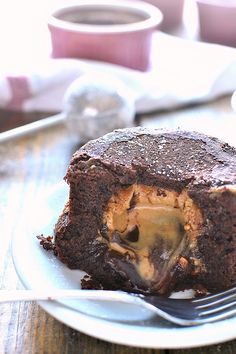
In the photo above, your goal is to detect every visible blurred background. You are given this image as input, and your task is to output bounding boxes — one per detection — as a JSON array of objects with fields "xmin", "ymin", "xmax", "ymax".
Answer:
[
  {"xmin": 0, "ymin": 0, "xmax": 236, "ymax": 143},
  {"xmin": 0, "ymin": 0, "xmax": 197, "ymax": 72}
]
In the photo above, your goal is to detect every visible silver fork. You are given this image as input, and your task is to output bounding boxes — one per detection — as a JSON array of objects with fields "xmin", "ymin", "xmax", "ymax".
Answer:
[{"xmin": 0, "ymin": 286, "xmax": 236, "ymax": 326}]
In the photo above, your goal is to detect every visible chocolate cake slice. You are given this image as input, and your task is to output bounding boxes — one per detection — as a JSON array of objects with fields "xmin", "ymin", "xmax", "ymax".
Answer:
[{"xmin": 54, "ymin": 127, "xmax": 236, "ymax": 295}]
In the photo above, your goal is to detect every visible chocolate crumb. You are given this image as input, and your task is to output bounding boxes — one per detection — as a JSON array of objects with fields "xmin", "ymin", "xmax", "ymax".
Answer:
[
  {"xmin": 37, "ymin": 234, "xmax": 57, "ymax": 256},
  {"xmin": 81, "ymin": 275, "xmax": 103, "ymax": 290},
  {"xmin": 193, "ymin": 285, "xmax": 209, "ymax": 297}
]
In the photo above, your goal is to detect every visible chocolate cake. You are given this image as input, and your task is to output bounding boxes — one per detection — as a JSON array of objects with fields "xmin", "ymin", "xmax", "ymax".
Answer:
[{"xmin": 54, "ymin": 127, "xmax": 236, "ymax": 295}]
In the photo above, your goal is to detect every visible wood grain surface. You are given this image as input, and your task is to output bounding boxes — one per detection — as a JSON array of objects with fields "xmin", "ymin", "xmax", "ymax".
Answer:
[{"xmin": 0, "ymin": 97, "xmax": 236, "ymax": 353}]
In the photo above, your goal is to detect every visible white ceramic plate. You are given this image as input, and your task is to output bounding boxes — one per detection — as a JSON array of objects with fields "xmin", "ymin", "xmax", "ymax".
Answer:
[{"xmin": 11, "ymin": 182, "xmax": 236, "ymax": 349}]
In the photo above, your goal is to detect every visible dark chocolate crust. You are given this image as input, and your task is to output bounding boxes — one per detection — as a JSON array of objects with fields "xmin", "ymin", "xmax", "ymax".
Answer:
[{"xmin": 54, "ymin": 127, "xmax": 236, "ymax": 294}]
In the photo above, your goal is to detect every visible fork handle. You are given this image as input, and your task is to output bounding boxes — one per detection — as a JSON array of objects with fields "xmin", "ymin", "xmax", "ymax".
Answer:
[{"xmin": 0, "ymin": 289, "xmax": 142, "ymax": 305}]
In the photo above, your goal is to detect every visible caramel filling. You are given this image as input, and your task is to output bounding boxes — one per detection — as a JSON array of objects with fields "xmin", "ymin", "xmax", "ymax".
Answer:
[{"xmin": 102, "ymin": 184, "xmax": 203, "ymax": 288}]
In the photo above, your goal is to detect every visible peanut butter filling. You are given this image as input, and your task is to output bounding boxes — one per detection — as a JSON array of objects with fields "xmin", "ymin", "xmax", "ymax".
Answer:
[{"xmin": 102, "ymin": 184, "xmax": 203, "ymax": 288}]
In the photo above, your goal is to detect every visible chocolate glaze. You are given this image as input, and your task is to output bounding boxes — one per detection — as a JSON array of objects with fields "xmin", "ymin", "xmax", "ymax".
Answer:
[{"xmin": 54, "ymin": 128, "xmax": 236, "ymax": 294}]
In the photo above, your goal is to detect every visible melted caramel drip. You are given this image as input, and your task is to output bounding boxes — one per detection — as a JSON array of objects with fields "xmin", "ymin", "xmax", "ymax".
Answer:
[{"xmin": 103, "ymin": 184, "xmax": 203, "ymax": 287}]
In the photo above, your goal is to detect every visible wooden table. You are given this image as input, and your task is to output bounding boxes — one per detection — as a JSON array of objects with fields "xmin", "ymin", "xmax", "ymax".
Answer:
[{"xmin": 0, "ymin": 96, "xmax": 236, "ymax": 353}]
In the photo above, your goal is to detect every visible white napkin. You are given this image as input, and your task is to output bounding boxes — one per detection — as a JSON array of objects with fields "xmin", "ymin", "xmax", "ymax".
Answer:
[{"xmin": 2, "ymin": 32, "xmax": 236, "ymax": 114}]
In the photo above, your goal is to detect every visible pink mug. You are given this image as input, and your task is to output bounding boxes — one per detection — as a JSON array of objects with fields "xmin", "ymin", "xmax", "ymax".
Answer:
[
  {"xmin": 143, "ymin": 0, "xmax": 185, "ymax": 30},
  {"xmin": 48, "ymin": 0, "xmax": 163, "ymax": 71},
  {"xmin": 196, "ymin": 0, "xmax": 236, "ymax": 47}
]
